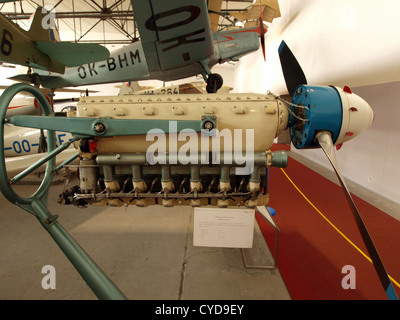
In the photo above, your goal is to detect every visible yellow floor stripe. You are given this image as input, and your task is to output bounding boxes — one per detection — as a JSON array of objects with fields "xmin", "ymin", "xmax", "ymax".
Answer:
[{"xmin": 280, "ymin": 168, "xmax": 400, "ymax": 290}]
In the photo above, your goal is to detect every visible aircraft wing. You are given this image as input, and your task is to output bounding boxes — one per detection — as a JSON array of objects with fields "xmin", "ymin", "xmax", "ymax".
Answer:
[
  {"xmin": 36, "ymin": 42, "xmax": 110, "ymax": 68},
  {"xmin": 208, "ymin": 0, "xmax": 223, "ymax": 32},
  {"xmin": 130, "ymin": 0, "xmax": 215, "ymax": 71},
  {"xmin": 8, "ymin": 74, "xmax": 60, "ymax": 84},
  {"xmin": 0, "ymin": 6, "xmax": 110, "ymax": 73},
  {"xmin": 231, "ymin": 0, "xmax": 281, "ymax": 25}
]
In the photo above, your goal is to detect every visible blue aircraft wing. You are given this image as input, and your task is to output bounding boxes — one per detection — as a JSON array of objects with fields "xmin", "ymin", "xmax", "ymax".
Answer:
[{"xmin": 131, "ymin": 0, "xmax": 215, "ymax": 72}]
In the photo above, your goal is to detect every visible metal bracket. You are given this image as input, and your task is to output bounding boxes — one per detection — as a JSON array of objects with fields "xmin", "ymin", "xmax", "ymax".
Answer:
[{"xmin": 9, "ymin": 114, "xmax": 212, "ymax": 138}]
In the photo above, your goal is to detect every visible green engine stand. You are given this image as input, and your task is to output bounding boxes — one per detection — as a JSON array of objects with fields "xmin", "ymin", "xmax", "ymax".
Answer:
[{"xmin": 0, "ymin": 83, "xmax": 127, "ymax": 300}]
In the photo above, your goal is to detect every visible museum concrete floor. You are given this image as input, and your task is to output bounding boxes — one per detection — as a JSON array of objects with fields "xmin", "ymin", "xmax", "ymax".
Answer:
[
  {"xmin": 0, "ymin": 177, "xmax": 290, "ymax": 300},
  {"xmin": 1, "ymin": 150, "xmax": 399, "ymax": 300}
]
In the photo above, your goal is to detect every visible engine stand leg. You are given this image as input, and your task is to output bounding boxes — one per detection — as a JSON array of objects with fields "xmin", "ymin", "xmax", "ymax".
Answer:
[{"xmin": 31, "ymin": 199, "xmax": 127, "ymax": 300}]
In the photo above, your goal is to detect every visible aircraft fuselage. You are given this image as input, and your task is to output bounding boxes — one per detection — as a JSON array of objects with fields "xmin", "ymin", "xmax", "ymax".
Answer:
[{"xmin": 38, "ymin": 28, "xmax": 260, "ymax": 89}]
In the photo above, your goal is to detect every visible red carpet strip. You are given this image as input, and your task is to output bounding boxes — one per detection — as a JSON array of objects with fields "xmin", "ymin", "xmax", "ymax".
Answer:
[{"xmin": 257, "ymin": 151, "xmax": 400, "ymax": 300}]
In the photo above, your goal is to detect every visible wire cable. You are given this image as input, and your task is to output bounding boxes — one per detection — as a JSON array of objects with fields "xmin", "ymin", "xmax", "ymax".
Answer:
[{"xmin": 279, "ymin": 167, "xmax": 400, "ymax": 290}]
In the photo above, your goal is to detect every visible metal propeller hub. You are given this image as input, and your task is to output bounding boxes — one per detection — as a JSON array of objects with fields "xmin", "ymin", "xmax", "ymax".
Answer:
[{"xmin": 289, "ymin": 85, "xmax": 343, "ymax": 149}]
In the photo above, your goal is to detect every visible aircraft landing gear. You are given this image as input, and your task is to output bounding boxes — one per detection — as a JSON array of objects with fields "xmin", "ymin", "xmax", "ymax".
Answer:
[
  {"xmin": 206, "ymin": 73, "xmax": 223, "ymax": 93},
  {"xmin": 200, "ymin": 59, "xmax": 223, "ymax": 93},
  {"xmin": 26, "ymin": 68, "xmax": 42, "ymax": 87}
]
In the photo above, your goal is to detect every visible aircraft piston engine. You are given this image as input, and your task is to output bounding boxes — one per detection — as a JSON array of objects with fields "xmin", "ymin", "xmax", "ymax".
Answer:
[{"xmin": 61, "ymin": 93, "xmax": 290, "ymax": 208}]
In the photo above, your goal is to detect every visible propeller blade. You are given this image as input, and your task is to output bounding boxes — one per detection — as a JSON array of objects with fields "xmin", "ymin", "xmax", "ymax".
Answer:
[
  {"xmin": 315, "ymin": 131, "xmax": 398, "ymax": 300},
  {"xmin": 259, "ymin": 4, "xmax": 266, "ymax": 62},
  {"xmin": 260, "ymin": 18, "xmax": 266, "ymax": 61},
  {"xmin": 278, "ymin": 41, "xmax": 307, "ymax": 95}
]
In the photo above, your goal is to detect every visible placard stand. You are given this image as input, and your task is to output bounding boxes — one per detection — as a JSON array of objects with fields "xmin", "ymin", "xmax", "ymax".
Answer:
[{"xmin": 241, "ymin": 206, "xmax": 280, "ymax": 269}]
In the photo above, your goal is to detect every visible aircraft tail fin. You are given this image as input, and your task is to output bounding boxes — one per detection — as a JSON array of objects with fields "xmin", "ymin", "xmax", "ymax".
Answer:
[
  {"xmin": 130, "ymin": 81, "xmax": 141, "ymax": 92},
  {"xmin": 118, "ymin": 81, "xmax": 142, "ymax": 95},
  {"xmin": 27, "ymin": 6, "xmax": 61, "ymax": 42},
  {"xmin": 24, "ymin": 7, "xmax": 109, "ymax": 69}
]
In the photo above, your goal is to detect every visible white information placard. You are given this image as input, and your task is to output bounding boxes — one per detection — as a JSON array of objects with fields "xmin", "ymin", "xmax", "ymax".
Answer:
[{"xmin": 193, "ymin": 207, "xmax": 255, "ymax": 248}]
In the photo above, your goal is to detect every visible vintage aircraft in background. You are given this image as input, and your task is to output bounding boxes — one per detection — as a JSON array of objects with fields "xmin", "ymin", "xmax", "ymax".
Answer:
[
  {"xmin": 4, "ymin": 123, "xmax": 74, "ymax": 157},
  {"xmin": 208, "ymin": 0, "xmax": 280, "ymax": 31},
  {"xmin": 3, "ymin": 95, "xmax": 74, "ymax": 157},
  {"xmin": 10, "ymin": 0, "xmax": 280, "ymax": 93},
  {"xmin": 117, "ymin": 80, "xmax": 233, "ymax": 95},
  {"xmin": 0, "ymin": 6, "xmax": 109, "ymax": 74},
  {"xmin": 225, "ymin": 0, "xmax": 281, "ymax": 60},
  {"xmin": 1, "ymin": 84, "xmax": 97, "ymax": 157},
  {"xmin": 229, "ymin": 0, "xmax": 281, "ymax": 27}
]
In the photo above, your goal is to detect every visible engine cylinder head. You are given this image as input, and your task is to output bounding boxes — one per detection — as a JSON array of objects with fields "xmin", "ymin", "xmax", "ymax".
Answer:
[{"xmin": 79, "ymin": 158, "xmax": 98, "ymax": 194}]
